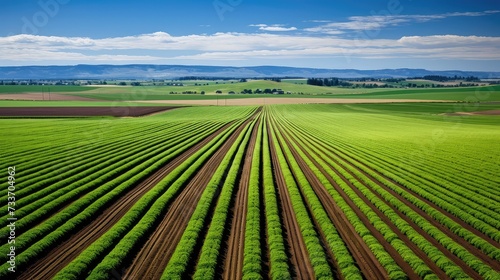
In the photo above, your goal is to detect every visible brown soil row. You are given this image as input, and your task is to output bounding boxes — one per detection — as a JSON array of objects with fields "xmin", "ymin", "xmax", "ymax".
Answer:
[
  {"xmin": 222, "ymin": 118, "xmax": 261, "ymax": 279},
  {"xmin": 123, "ymin": 110, "xmax": 261, "ymax": 280},
  {"xmin": 312, "ymin": 139, "xmax": 500, "ymax": 272},
  {"xmin": 16, "ymin": 122, "xmax": 234, "ymax": 280},
  {"xmin": 0, "ymin": 106, "xmax": 179, "ymax": 117},
  {"xmin": 266, "ymin": 121, "xmax": 315, "ymax": 279},
  {"xmin": 271, "ymin": 121, "xmax": 390, "ymax": 280}
]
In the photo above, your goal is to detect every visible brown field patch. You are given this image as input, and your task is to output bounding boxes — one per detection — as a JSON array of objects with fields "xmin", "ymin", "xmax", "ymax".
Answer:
[{"xmin": 0, "ymin": 106, "xmax": 179, "ymax": 117}]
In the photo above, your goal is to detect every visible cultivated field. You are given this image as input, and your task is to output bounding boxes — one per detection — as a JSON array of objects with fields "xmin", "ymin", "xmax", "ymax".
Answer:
[{"xmin": 1, "ymin": 101, "xmax": 499, "ymax": 279}]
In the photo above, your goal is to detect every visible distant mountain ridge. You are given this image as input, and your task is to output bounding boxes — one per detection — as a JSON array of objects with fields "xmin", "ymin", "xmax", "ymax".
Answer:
[{"xmin": 0, "ymin": 65, "xmax": 498, "ymax": 79}]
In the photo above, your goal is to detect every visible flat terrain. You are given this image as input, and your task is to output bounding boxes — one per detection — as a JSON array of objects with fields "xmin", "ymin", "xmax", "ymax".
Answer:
[
  {"xmin": 140, "ymin": 97, "xmax": 450, "ymax": 106},
  {"xmin": 0, "ymin": 106, "xmax": 178, "ymax": 117}
]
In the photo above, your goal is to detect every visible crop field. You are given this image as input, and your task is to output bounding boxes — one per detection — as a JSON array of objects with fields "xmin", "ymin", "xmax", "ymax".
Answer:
[{"xmin": 1, "ymin": 101, "xmax": 499, "ymax": 279}]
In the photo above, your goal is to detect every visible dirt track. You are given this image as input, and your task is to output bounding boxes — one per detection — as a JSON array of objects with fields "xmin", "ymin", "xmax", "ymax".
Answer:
[
  {"xmin": 0, "ymin": 106, "xmax": 178, "ymax": 117},
  {"xmin": 142, "ymin": 97, "xmax": 451, "ymax": 106},
  {"xmin": 223, "ymin": 118, "xmax": 260, "ymax": 279},
  {"xmin": 16, "ymin": 122, "xmax": 233, "ymax": 280}
]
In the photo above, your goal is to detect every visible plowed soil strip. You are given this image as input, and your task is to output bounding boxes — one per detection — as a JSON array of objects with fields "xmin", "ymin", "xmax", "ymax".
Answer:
[
  {"xmin": 124, "ymin": 112, "xmax": 259, "ymax": 280},
  {"xmin": 267, "ymin": 120, "xmax": 315, "ymax": 279},
  {"xmin": 272, "ymin": 121, "xmax": 389, "ymax": 280},
  {"xmin": 282, "ymin": 127, "xmax": 445, "ymax": 279},
  {"xmin": 0, "ymin": 106, "xmax": 179, "ymax": 117},
  {"xmin": 17, "ymin": 122, "xmax": 233, "ymax": 280},
  {"xmin": 320, "ymin": 141, "xmax": 500, "ymax": 269},
  {"xmin": 223, "ymin": 118, "xmax": 260, "ymax": 280}
]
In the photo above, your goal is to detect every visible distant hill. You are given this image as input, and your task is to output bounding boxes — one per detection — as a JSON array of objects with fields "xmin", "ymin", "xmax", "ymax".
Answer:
[{"xmin": 0, "ymin": 65, "xmax": 498, "ymax": 79}]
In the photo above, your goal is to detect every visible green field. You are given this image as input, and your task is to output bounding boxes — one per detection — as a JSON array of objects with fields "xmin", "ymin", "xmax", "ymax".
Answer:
[
  {"xmin": 0, "ymin": 85, "xmax": 95, "ymax": 93},
  {"xmin": 1, "ymin": 101, "xmax": 499, "ymax": 279},
  {"xmin": 2, "ymin": 83, "xmax": 499, "ymax": 103}
]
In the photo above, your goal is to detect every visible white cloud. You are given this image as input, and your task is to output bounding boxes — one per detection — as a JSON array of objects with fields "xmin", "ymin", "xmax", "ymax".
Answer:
[
  {"xmin": 306, "ymin": 10, "xmax": 500, "ymax": 34},
  {"xmin": 250, "ymin": 24, "xmax": 297, "ymax": 32},
  {"xmin": 0, "ymin": 32, "xmax": 499, "ymax": 65}
]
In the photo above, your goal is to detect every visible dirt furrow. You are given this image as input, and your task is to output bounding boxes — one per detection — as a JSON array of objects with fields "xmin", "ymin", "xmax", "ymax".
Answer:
[
  {"xmin": 266, "ymin": 120, "xmax": 315, "ymax": 279},
  {"xmin": 223, "ymin": 118, "xmax": 260, "ymax": 280},
  {"xmin": 273, "ymin": 123, "xmax": 390, "ymax": 280},
  {"xmin": 124, "ymin": 111, "xmax": 260, "ymax": 280},
  {"xmin": 316, "ymin": 140, "xmax": 500, "ymax": 270},
  {"xmin": 16, "ymin": 122, "xmax": 234, "ymax": 280}
]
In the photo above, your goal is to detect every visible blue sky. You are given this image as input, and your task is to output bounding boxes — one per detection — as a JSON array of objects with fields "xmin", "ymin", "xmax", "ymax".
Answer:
[{"xmin": 1, "ymin": 0, "xmax": 499, "ymax": 70}]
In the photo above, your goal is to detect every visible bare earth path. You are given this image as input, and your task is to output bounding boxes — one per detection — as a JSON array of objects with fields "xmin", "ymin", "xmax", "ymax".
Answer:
[{"xmin": 222, "ymin": 118, "xmax": 261, "ymax": 280}]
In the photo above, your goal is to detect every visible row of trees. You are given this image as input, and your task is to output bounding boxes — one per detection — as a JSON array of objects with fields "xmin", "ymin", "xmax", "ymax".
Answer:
[{"xmin": 307, "ymin": 78, "xmax": 351, "ymax": 87}]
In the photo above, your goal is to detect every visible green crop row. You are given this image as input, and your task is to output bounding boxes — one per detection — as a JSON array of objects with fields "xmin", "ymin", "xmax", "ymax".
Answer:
[
  {"xmin": 267, "ymin": 118, "xmax": 334, "ymax": 279},
  {"xmin": 0, "ymin": 121, "xmax": 215, "ymax": 238},
  {"xmin": 282, "ymin": 123, "xmax": 462, "ymax": 279},
  {"xmin": 270, "ymin": 118, "xmax": 365, "ymax": 280},
  {"xmin": 192, "ymin": 118, "xmax": 257, "ymax": 279},
  {"xmin": 57, "ymin": 118, "xmax": 248, "ymax": 280},
  {"xmin": 242, "ymin": 116, "xmax": 264, "ymax": 279},
  {"xmin": 0, "ymin": 121, "xmax": 225, "ymax": 276},
  {"xmin": 272, "ymin": 105, "xmax": 499, "ymax": 278},
  {"xmin": 0, "ymin": 121, "xmax": 198, "ymax": 211},
  {"xmin": 276, "ymin": 105, "xmax": 500, "ymax": 243},
  {"xmin": 260, "ymin": 116, "xmax": 291, "ymax": 280},
  {"xmin": 163, "ymin": 119, "xmax": 255, "ymax": 279},
  {"xmin": 0, "ymin": 121, "xmax": 183, "ymax": 198},
  {"xmin": 315, "ymin": 137, "xmax": 500, "ymax": 262}
]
